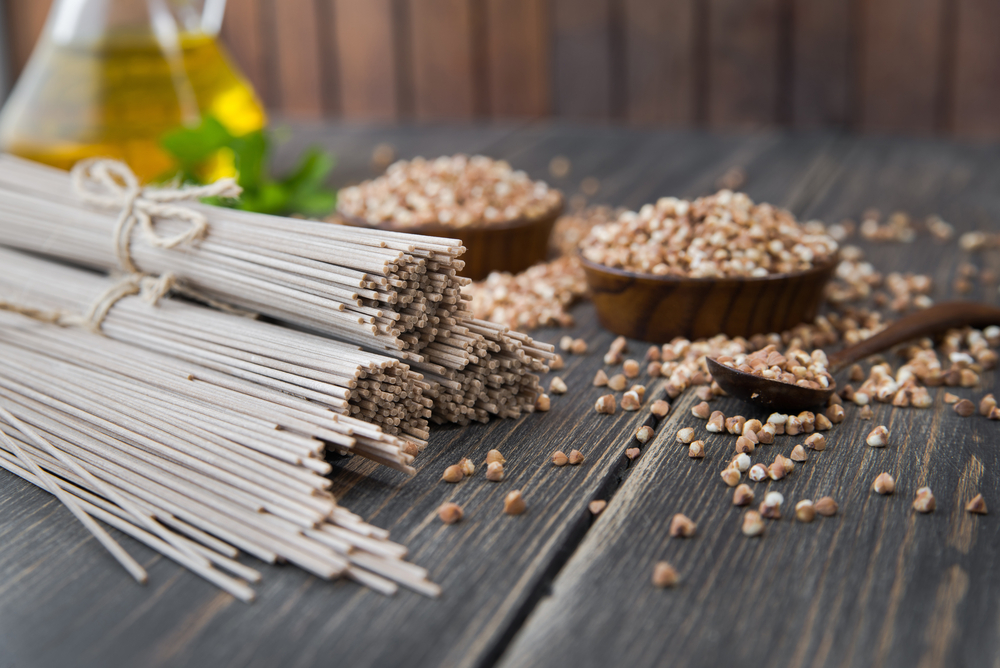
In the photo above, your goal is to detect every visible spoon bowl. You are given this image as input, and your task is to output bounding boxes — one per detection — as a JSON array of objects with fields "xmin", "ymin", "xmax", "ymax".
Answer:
[{"xmin": 708, "ymin": 301, "xmax": 1000, "ymax": 412}]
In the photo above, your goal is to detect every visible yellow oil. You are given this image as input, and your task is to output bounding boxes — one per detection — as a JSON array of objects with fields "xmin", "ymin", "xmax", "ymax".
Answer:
[{"xmin": 0, "ymin": 32, "xmax": 266, "ymax": 183}]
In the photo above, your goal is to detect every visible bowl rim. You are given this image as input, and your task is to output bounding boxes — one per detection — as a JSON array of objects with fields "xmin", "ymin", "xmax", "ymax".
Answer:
[
  {"xmin": 335, "ymin": 197, "xmax": 564, "ymax": 235},
  {"xmin": 578, "ymin": 250, "xmax": 840, "ymax": 286}
]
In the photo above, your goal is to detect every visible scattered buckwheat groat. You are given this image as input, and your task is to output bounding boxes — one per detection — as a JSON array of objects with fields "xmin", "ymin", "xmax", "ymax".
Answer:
[
  {"xmin": 486, "ymin": 449, "xmax": 506, "ymax": 465},
  {"xmin": 748, "ymin": 463, "xmax": 768, "ymax": 482},
  {"xmin": 760, "ymin": 491, "xmax": 783, "ymax": 519},
  {"xmin": 549, "ymin": 376, "xmax": 568, "ymax": 395},
  {"xmin": 943, "ymin": 392, "xmax": 960, "ymax": 404},
  {"xmin": 980, "ymin": 394, "xmax": 997, "ymax": 416},
  {"xmin": 651, "ymin": 400, "xmax": 671, "ymax": 418},
  {"xmin": 438, "ymin": 502, "xmax": 463, "ymax": 524},
  {"xmin": 635, "ymin": 425, "xmax": 655, "ymax": 444},
  {"xmin": 570, "ymin": 338, "xmax": 588, "ymax": 355},
  {"xmin": 535, "ymin": 394, "xmax": 551, "ymax": 412},
  {"xmin": 732, "ymin": 453, "xmax": 752, "ymax": 472},
  {"xmin": 621, "ymin": 391, "xmax": 642, "ymax": 411},
  {"xmin": 953, "ymin": 399, "xmax": 975, "ymax": 417},
  {"xmin": 593, "ymin": 369, "xmax": 609, "ymax": 387},
  {"xmin": 688, "ymin": 441, "xmax": 705, "ymax": 458},
  {"xmin": 790, "ymin": 444, "xmax": 808, "ymax": 462},
  {"xmin": 486, "ymin": 462, "xmax": 505, "ymax": 481},
  {"xmin": 795, "ymin": 500, "xmax": 816, "ymax": 522},
  {"xmin": 670, "ymin": 513, "xmax": 697, "ymax": 538},
  {"xmin": 859, "ymin": 405, "xmax": 874, "ymax": 420},
  {"xmin": 733, "ymin": 484, "xmax": 755, "ymax": 506},
  {"xmin": 568, "ymin": 450, "xmax": 585, "ymax": 465},
  {"xmin": 873, "ymin": 472, "xmax": 896, "ymax": 495},
  {"xmin": 504, "ymin": 490, "xmax": 527, "ymax": 515},
  {"xmin": 706, "ymin": 411, "xmax": 726, "ymax": 432},
  {"xmin": 442, "ymin": 465, "xmax": 465, "ymax": 483},
  {"xmin": 805, "ymin": 433, "xmax": 826, "ymax": 451},
  {"xmin": 866, "ymin": 425, "xmax": 889, "ymax": 447},
  {"xmin": 552, "ymin": 451, "xmax": 569, "ymax": 466},
  {"xmin": 595, "ymin": 394, "xmax": 616, "ymax": 414},
  {"xmin": 815, "ymin": 497, "xmax": 839, "ymax": 516},
  {"xmin": 459, "ymin": 458, "xmax": 476, "ymax": 476},
  {"xmin": 913, "ymin": 487, "xmax": 936, "ymax": 513},
  {"xmin": 623, "ymin": 359, "xmax": 640, "ymax": 378},
  {"xmin": 589, "ymin": 500, "xmax": 607, "ymax": 515},
  {"xmin": 652, "ymin": 561, "xmax": 678, "ymax": 588},
  {"xmin": 676, "ymin": 427, "xmax": 695, "ymax": 444},
  {"xmin": 721, "ymin": 467, "xmax": 741, "ymax": 487},
  {"xmin": 692, "ymin": 401, "xmax": 711, "ymax": 418},
  {"xmin": 966, "ymin": 494, "xmax": 987, "ymax": 514},
  {"xmin": 608, "ymin": 374, "xmax": 627, "ymax": 391},
  {"xmin": 743, "ymin": 510, "xmax": 765, "ymax": 536},
  {"xmin": 626, "ymin": 447, "xmax": 641, "ymax": 460}
]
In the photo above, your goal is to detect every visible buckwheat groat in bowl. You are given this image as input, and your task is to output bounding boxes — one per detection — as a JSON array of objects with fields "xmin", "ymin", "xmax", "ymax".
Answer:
[
  {"xmin": 579, "ymin": 190, "xmax": 839, "ymax": 342},
  {"xmin": 337, "ymin": 155, "xmax": 563, "ymax": 280}
]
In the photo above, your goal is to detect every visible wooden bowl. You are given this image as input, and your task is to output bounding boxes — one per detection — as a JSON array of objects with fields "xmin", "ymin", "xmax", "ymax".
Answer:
[
  {"xmin": 337, "ymin": 204, "xmax": 563, "ymax": 281},
  {"xmin": 581, "ymin": 255, "xmax": 839, "ymax": 343}
]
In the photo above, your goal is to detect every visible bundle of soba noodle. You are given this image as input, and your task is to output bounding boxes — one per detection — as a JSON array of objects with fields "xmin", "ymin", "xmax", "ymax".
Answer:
[
  {"xmin": 0, "ymin": 247, "xmax": 429, "ymax": 466},
  {"xmin": 0, "ymin": 304, "xmax": 439, "ymax": 600},
  {"xmin": 0, "ymin": 155, "xmax": 553, "ymax": 425}
]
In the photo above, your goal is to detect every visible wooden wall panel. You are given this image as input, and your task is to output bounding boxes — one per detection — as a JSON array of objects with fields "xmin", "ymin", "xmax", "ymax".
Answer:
[
  {"xmin": 859, "ymin": 0, "xmax": 945, "ymax": 134},
  {"xmin": 952, "ymin": 0, "xmax": 1000, "ymax": 139},
  {"xmin": 486, "ymin": 0, "xmax": 549, "ymax": 118},
  {"xmin": 706, "ymin": 0, "xmax": 783, "ymax": 128},
  {"xmin": 220, "ymin": 0, "xmax": 271, "ymax": 107},
  {"xmin": 270, "ymin": 0, "xmax": 325, "ymax": 118},
  {"xmin": 408, "ymin": 0, "xmax": 476, "ymax": 120},
  {"xmin": 551, "ymin": 0, "xmax": 613, "ymax": 120},
  {"xmin": 332, "ymin": 0, "xmax": 398, "ymax": 120},
  {"xmin": 791, "ymin": 0, "xmax": 853, "ymax": 128},
  {"xmin": 7, "ymin": 0, "xmax": 51, "ymax": 76},
  {"xmin": 623, "ymin": 0, "xmax": 696, "ymax": 126}
]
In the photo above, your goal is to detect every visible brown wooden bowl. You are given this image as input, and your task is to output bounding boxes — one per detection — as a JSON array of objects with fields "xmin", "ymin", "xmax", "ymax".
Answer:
[
  {"xmin": 580, "ymin": 254, "xmax": 839, "ymax": 343},
  {"xmin": 337, "ymin": 203, "xmax": 563, "ymax": 281}
]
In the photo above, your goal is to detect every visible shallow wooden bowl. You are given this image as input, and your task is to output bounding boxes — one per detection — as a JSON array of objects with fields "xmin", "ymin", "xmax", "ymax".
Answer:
[
  {"xmin": 581, "ymin": 255, "xmax": 839, "ymax": 343},
  {"xmin": 338, "ymin": 204, "xmax": 562, "ymax": 281}
]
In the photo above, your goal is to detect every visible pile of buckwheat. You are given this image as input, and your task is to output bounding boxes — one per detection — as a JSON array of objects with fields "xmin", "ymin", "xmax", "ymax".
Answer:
[
  {"xmin": 338, "ymin": 155, "xmax": 562, "ymax": 228},
  {"xmin": 580, "ymin": 190, "xmax": 839, "ymax": 277}
]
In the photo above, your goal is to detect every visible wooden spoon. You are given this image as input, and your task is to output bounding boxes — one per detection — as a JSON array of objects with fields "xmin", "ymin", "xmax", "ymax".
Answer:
[{"xmin": 707, "ymin": 302, "xmax": 1000, "ymax": 412}]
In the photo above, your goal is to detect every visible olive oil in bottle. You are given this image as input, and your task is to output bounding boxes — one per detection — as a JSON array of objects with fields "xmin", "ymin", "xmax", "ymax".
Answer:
[{"xmin": 0, "ymin": 3, "xmax": 265, "ymax": 182}]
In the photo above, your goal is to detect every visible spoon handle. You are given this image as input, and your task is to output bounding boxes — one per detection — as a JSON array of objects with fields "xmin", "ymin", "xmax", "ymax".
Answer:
[{"xmin": 829, "ymin": 301, "xmax": 1000, "ymax": 371}]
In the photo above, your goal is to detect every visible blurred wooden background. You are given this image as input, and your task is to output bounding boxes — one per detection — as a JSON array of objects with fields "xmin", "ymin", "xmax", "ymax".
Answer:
[{"xmin": 7, "ymin": 0, "xmax": 1000, "ymax": 138}]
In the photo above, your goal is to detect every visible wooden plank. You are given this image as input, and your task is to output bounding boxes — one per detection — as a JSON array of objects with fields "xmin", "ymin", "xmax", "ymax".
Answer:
[
  {"xmin": 498, "ymin": 137, "xmax": 1000, "ymax": 668},
  {"xmin": 220, "ymin": 0, "xmax": 272, "ymax": 107},
  {"xmin": 706, "ymin": 0, "xmax": 783, "ymax": 128},
  {"xmin": 331, "ymin": 0, "xmax": 398, "ymax": 120},
  {"xmin": 791, "ymin": 0, "xmax": 852, "ymax": 128},
  {"xmin": 408, "ymin": 0, "xmax": 476, "ymax": 120},
  {"xmin": 270, "ymin": 0, "xmax": 325, "ymax": 118},
  {"xmin": 550, "ymin": 0, "xmax": 613, "ymax": 120},
  {"xmin": 952, "ymin": 0, "xmax": 1000, "ymax": 139},
  {"xmin": 6, "ymin": 0, "xmax": 51, "ymax": 79},
  {"xmin": 858, "ymin": 0, "xmax": 946, "ymax": 134},
  {"xmin": 486, "ymin": 0, "xmax": 550, "ymax": 118},
  {"xmin": 623, "ymin": 0, "xmax": 696, "ymax": 126}
]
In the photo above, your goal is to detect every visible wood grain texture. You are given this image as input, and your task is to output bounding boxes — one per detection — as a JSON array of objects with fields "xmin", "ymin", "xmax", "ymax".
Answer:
[
  {"xmin": 6, "ymin": 0, "xmax": 51, "ymax": 78},
  {"xmin": 332, "ymin": 0, "xmax": 399, "ymax": 120},
  {"xmin": 623, "ymin": 0, "xmax": 696, "ymax": 126},
  {"xmin": 706, "ymin": 0, "xmax": 783, "ymax": 129},
  {"xmin": 220, "ymin": 0, "xmax": 271, "ymax": 106},
  {"xmin": 486, "ymin": 0, "xmax": 550, "ymax": 118},
  {"xmin": 858, "ymin": 0, "xmax": 946, "ymax": 134},
  {"xmin": 791, "ymin": 0, "xmax": 853, "ymax": 128},
  {"xmin": 4, "ymin": 125, "xmax": 1000, "ymax": 668},
  {"xmin": 270, "ymin": 0, "xmax": 325, "ymax": 117},
  {"xmin": 952, "ymin": 0, "xmax": 1000, "ymax": 139},
  {"xmin": 408, "ymin": 0, "xmax": 476, "ymax": 119},
  {"xmin": 551, "ymin": 0, "xmax": 614, "ymax": 120},
  {"xmin": 500, "ymin": 133, "xmax": 1000, "ymax": 668}
]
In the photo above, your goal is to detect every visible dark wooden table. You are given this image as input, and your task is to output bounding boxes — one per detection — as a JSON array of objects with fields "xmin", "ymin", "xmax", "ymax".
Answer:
[{"xmin": 2, "ymin": 123, "xmax": 999, "ymax": 668}]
